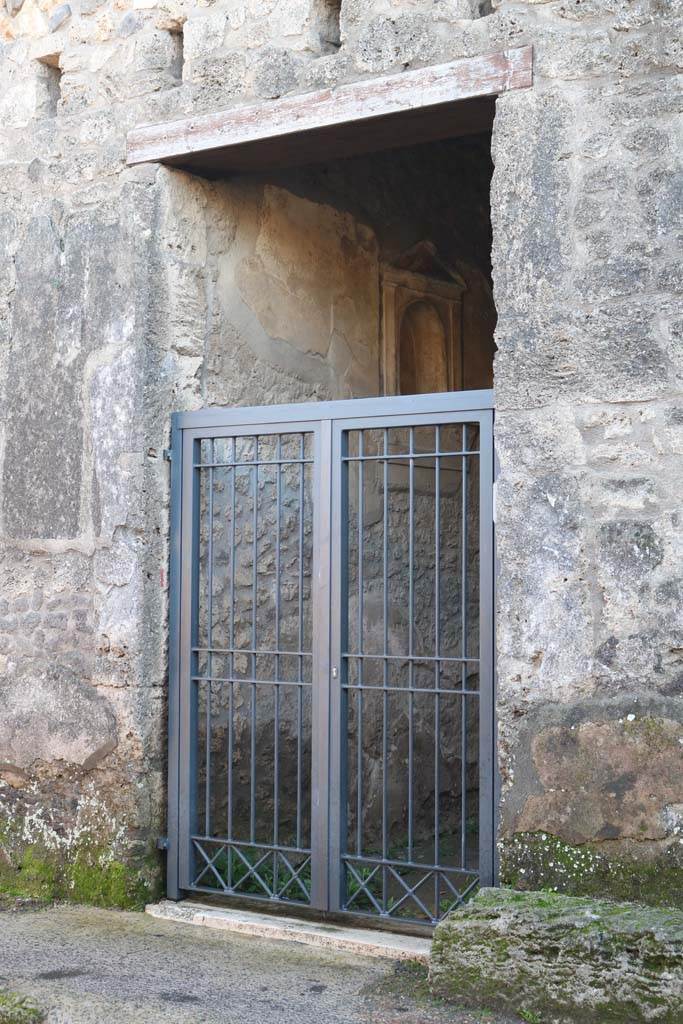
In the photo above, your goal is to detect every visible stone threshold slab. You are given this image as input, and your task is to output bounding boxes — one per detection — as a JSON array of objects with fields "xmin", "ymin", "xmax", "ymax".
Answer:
[{"xmin": 146, "ymin": 899, "xmax": 431, "ymax": 962}]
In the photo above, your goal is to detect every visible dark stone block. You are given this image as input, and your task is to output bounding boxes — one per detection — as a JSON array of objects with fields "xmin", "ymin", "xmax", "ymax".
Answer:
[{"xmin": 599, "ymin": 520, "xmax": 664, "ymax": 577}]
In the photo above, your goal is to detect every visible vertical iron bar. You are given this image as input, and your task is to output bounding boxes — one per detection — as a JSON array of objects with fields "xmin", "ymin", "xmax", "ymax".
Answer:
[
  {"xmin": 478, "ymin": 410, "xmax": 495, "ymax": 888},
  {"xmin": 166, "ymin": 414, "xmax": 182, "ymax": 900},
  {"xmin": 250, "ymin": 438, "xmax": 258, "ymax": 844},
  {"xmin": 229, "ymin": 438, "xmax": 236, "ymax": 673},
  {"xmin": 227, "ymin": 681, "xmax": 234, "ymax": 844},
  {"xmin": 296, "ymin": 687, "xmax": 303, "ymax": 850},
  {"xmin": 252, "ymin": 436, "xmax": 259, "ymax": 677},
  {"xmin": 356, "ymin": 433, "xmax": 364, "ymax": 858},
  {"xmin": 434, "ymin": 426, "xmax": 441, "ymax": 915},
  {"xmin": 311, "ymin": 420, "xmax": 333, "ymax": 910},
  {"xmin": 493, "ymin": 432, "xmax": 501, "ymax": 887},
  {"xmin": 298, "ymin": 434, "xmax": 305, "ymax": 684},
  {"xmin": 328, "ymin": 422, "xmax": 347, "ymax": 913},
  {"xmin": 227, "ymin": 439, "xmax": 236, "ymax": 846},
  {"xmin": 461, "ymin": 424, "xmax": 468, "ymax": 869},
  {"xmin": 408, "ymin": 427, "xmax": 414, "ymax": 863},
  {"xmin": 204, "ymin": 683, "xmax": 211, "ymax": 835},
  {"xmin": 297, "ymin": 434, "xmax": 305, "ymax": 851},
  {"xmin": 250, "ymin": 682, "xmax": 257, "ymax": 844},
  {"xmin": 274, "ymin": 437, "xmax": 282, "ymax": 893},
  {"xmin": 275, "ymin": 435, "xmax": 282, "ymax": 684},
  {"xmin": 273, "ymin": 711, "xmax": 279, "ymax": 892},
  {"xmin": 382, "ymin": 429, "xmax": 389, "ymax": 913},
  {"xmin": 178, "ymin": 433, "xmax": 201, "ymax": 890},
  {"xmin": 205, "ymin": 441, "xmax": 214, "ymax": 837}
]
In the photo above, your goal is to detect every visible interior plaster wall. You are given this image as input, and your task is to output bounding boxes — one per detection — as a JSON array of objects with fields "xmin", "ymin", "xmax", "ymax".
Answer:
[
  {"xmin": 0, "ymin": 0, "xmax": 681, "ymax": 907},
  {"xmin": 192, "ymin": 135, "xmax": 496, "ymax": 409}
]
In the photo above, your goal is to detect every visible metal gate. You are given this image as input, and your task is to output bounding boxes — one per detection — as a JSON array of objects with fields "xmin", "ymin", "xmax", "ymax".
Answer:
[{"xmin": 167, "ymin": 391, "xmax": 494, "ymax": 926}]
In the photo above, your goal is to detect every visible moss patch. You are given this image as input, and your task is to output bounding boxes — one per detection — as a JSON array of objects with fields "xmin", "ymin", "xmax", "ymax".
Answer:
[
  {"xmin": 367, "ymin": 960, "xmax": 514, "ymax": 1021},
  {"xmin": 500, "ymin": 832, "xmax": 683, "ymax": 909},
  {"xmin": 0, "ymin": 991, "xmax": 44, "ymax": 1024},
  {"xmin": 0, "ymin": 816, "xmax": 160, "ymax": 911},
  {"xmin": 0, "ymin": 846, "xmax": 156, "ymax": 910},
  {"xmin": 430, "ymin": 888, "xmax": 683, "ymax": 1024}
]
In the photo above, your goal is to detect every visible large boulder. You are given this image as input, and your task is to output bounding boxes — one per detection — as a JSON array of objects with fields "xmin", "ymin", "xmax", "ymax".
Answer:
[{"xmin": 429, "ymin": 888, "xmax": 683, "ymax": 1023}]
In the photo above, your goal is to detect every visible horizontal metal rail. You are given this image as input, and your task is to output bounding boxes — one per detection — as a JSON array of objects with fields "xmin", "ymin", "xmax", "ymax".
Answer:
[{"xmin": 342, "ymin": 449, "xmax": 479, "ymax": 461}]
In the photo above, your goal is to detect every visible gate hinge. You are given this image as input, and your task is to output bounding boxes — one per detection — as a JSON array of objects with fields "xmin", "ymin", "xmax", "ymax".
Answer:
[
  {"xmin": 156, "ymin": 836, "xmax": 170, "ymax": 851},
  {"xmin": 163, "ymin": 449, "xmax": 173, "ymax": 462}
]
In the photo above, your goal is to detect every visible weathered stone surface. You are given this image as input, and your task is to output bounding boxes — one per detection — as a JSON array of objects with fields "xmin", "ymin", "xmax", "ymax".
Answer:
[
  {"xmin": 235, "ymin": 184, "xmax": 379, "ymax": 387},
  {"xmin": 2, "ymin": 209, "xmax": 133, "ymax": 540},
  {"xmin": 430, "ymin": 888, "xmax": 683, "ymax": 1023},
  {"xmin": 0, "ymin": 660, "xmax": 117, "ymax": 770},
  {"xmin": 500, "ymin": 832, "xmax": 683, "ymax": 910},
  {"xmin": 188, "ymin": 50, "xmax": 246, "ymax": 109},
  {"xmin": 251, "ymin": 47, "xmax": 301, "ymax": 98},
  {"xmin": 516, "ymin": 717, "xmax": 682, "ymax": 844},
  {"xmin": 49, "ymin": 4, "xmax": 71, "ymax": 33}
]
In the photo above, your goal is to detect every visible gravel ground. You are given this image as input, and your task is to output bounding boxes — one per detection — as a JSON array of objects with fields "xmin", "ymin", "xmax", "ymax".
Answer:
[{"xmin": 0, "ymin": 901, "xmax": 520, "ymax": 1024}]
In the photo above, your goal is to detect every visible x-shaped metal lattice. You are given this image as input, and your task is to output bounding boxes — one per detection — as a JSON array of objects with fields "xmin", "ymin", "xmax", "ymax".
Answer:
[
  {"xmin": 344, "ymin": 859, "xmax": 479, "ymax": 922},
  {"xmin": 274, "ymin": 851, "xmax": 311, "ymax": 901},
  {"xmin": 193, "ymin": 841, "xmax": 311, "ymax": 902}
]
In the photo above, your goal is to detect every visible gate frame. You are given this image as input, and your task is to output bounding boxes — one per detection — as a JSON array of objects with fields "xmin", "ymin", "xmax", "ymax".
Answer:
[{"xmin": 165, "ymin": 389, "xmax": 496, "ymax": 913}]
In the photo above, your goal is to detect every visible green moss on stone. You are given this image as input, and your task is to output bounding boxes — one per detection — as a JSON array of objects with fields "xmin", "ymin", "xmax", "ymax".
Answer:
[
  {"xmin": 0, "ymin": 849, "xmax": 56, "ymax": 901},
  {"xmin": 622, "ymin": 716, "xmax": 673, "ymax": 752},
  {"xmin": 0, "ymin": 819, "xmax": 161, "ymax": 911},
  {"xmin": 65, "ymin": 849, "xmax": 154, "ymax": 909},
  {"xmin": 430, "ymin": 888, "xmax": 683, "ymax": 1023},
  {"xmin": 0, "ymin": 991, "xmax": 44, "ymax": 1024},
  {"xmin": 500, "ymin": 832, "xmax": 683, "ymax": 909},
  {"xmin": 0, "ymin": 846, "xmax": 155, "ymax": 910}
]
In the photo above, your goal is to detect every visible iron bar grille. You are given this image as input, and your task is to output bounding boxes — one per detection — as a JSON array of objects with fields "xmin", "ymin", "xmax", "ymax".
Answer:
[
  {"xmin": 340, "ymin": 423, "xmax": 481, "ymax": 924},
  {"xmin": 190, "ymin": 433, "xmax": 314, "ymax": 905}
]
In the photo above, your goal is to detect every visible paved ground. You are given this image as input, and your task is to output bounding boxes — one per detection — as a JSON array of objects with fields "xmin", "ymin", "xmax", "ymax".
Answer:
[{"xmin": 0, "ymin": 902, "xmax": 519, "ymax": 1024}]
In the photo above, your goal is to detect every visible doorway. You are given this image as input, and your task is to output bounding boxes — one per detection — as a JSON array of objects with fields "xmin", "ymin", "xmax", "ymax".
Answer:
[{"xmin": 167, "ymin": 389, "xmax": 494, "ymax": 927}]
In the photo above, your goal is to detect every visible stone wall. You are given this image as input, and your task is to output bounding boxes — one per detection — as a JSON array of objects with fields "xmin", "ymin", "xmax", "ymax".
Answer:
[{"xmin": 0, "ymin": 0, "xmax": 681, "ymax": 907}]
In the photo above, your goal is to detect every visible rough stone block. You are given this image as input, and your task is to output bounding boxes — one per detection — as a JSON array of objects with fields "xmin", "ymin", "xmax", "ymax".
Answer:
[
  {"xmin": 188, "ymin": 51, "xmax": 246, "ymax": 107},
  {"xmin": 182, "ymin": 12, "xmax": 229, "ymax": 62},
  {"xmin": 49, "ymin": 4, "xmax": 71, "ymax": 33},
  {"xmin": 430, "ymin": 888, "xmax": 683, "ymax": 1023},
  {"xmin": 250, "ymin": 46, "xmax": 301, "ymax": 98},
  {"xmin": 133, "ymin": 29, "xmax": 182, "ymax": 74},
  {"xmin": 500, "ymin": 831, "xmax": 683, "ymax": 910},
  {"xmin": 2, "ymin": 209, "xmax": 133, "ymax": 539},
  {"xmin": 513, "ymin": 715, "xmax": 682, "ymax": 844},
  {"xmin": 0, "ymin": 660, "xmax": 117, "ymax": 771},
  {"xmin": 491, "ymin": 88, "xmax": 574, "ymax": 320},
  {"xmin": 354, "ymin": 13, "xmax": 445, "ymax": 73},
  {"xmin": 494, "ymin": 299, "xmax": 675, "ymax": 409},
  {"xmin": 118, "ymin": 11, "xmax": 143, "ymax": 38}
]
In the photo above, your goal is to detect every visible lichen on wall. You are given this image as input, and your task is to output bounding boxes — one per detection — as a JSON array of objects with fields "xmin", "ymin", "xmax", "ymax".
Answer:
[
  {"xmin": 0, "ymin": 781, "xmax": 158, "ymax": 908},
  {"xmin": 500, "ymin": 831, "xmax": 683, "ymax": 911}
]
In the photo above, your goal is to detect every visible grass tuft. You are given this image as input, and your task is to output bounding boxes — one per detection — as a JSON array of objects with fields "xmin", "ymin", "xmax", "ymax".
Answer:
[{"xmin": 0, "ymin": 991, "xmax": 44, "ymax": 1024}]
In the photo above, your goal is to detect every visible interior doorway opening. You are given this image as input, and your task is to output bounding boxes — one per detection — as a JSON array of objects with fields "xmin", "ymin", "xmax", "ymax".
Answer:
[{"xmin": 166, "ymin": 117, "xmax": 497, "ymax": 928}]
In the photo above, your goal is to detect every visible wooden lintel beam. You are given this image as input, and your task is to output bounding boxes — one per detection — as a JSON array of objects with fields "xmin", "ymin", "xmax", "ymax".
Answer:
[{"xmin": 126, "ymin": 47, "xmax": 533, "ymax": 168}]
